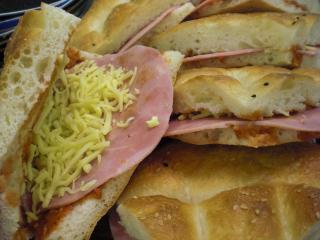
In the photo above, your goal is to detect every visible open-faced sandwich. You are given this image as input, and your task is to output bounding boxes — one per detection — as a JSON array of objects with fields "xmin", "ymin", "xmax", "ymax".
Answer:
[{"xmin": 0, "ymin": 3, "xmax": 182, "ymax": 239}]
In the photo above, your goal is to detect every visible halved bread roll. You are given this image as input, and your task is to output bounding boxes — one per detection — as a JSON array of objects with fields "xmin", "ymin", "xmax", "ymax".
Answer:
[
  {"xmin": 114, "ymin": 140, "xmax": 320, "ymax": 240},
  {"xmin": 69, "ymin": 0, "xmax": 191, "ymax": 54},
  {"xmin": 149, "ymin": 13, "xmax": 320, "ymax": 68},
  {"xmin": 0, "ymin": 4, "xmax": 80, "ymax": 240},
  {"xmin": 174, "ymin": 66, "xmax": 320, "ymax": 120}
]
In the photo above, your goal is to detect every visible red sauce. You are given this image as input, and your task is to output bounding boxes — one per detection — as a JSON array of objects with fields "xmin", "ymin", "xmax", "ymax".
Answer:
[
  {"xmin": 292, "ymin": 45, "xmax": 303, "ymax": 67},
  {"xmin": 284, "ymin": 0, "xmax": 307, "ymax": 11}
]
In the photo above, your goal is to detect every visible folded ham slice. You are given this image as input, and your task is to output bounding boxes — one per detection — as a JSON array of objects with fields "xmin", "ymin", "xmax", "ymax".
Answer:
[
  {"xmin": 166, "ymin": 108, "xmax": 320, "ymax": 136},
  {"xmin": 49, "ymin": 46, "xmax": 173, "ymax": 208},
  {"xmin": 183, "ymin": 48, "xmax": 263, "ymax": 62},
  {"xmin": 119, "ymin": 6, "xmax": 179, "ymax": 53},
  {"xmin": 190, "ymin": 0, "xmax": 215, "ymax": 14},
  {"xmin": 297, "ymin": 47, "xmax": 320, "ymax": 56}
]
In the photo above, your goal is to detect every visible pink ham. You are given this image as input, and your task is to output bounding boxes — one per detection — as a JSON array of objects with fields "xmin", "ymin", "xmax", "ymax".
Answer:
[
  {"xmin": 119, "ymin": 6, "xmax": 179, "ymax": 53},
  {"xmin": 183, "ymin": 48, "xmax": 264, "ymax": 63},
  {"xmin": 49, "ymin": 46, "xmax": 173, "ymax": 208},
  {"xmin": 166, "ymin": 108, "xmax": 320, "ymax": 136},
  {"xmin": 297, "ymin": 48, "xmax": 320, "ymax": 56},
  {"xmin": 109, "ymin": 209, "xmax": 133, "ymax": 240},
  {"xmin": 190, "ymin": 0, "xmax": 215, "ymax": 14}
]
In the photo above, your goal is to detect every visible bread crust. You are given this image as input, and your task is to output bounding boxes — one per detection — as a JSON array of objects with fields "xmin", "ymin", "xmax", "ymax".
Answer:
[
  {"xmin": 34, "ymin": 168, "xmax": 135, "ymax": 240},
  {"xmin": 70, "ymin": 0, "xmax": 189, "ymax": 54},
  {"xmin": 0, "ymin": 4, "xmax": 80, "ymax": 240},
  {"xmin": 192, "ymin": 0, "xmax": 320, "ymax": 18},
  {"xmin": 117, "ymin": 140, "xmax": 320, "ymax": 239},
  {"xmin": 149, "ymin": 13, "xmax": 320, "ymax": 67}
]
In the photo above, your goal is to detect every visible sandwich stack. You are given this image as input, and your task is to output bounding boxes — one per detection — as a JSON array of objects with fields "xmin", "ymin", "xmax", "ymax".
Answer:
[
  {"xmin": 2, "ymin": 0, "xmax": 320, "ymax": 240},
  {"xmin": 69, "ymin": 0, "xmax": 320, "ymax": 239}
]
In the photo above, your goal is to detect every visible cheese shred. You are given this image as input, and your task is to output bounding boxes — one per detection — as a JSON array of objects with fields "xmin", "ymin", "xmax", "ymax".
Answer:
[
  {"xmin": 146, "ymin": 116, "xmax": 160, "ymax": 128},
  {"xmin": 24, "ymin": 60, "xmax": 137, "ymax": 213}
]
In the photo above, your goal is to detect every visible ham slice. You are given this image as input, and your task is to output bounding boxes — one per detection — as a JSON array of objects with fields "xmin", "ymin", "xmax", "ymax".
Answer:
[
  {"xmin": 183, "ymin": 48, "xmax": 264, "ymax": 63},
  {"xmin": 49, "ymin": 46, "xmax": 173, "ymax": 208},
  {"xmin": 166, "ymin": 108, "xmax": 320, "ymax": 136},
  {"xmin": 119, "ymin": 6, "xmax": 179, "ymax": 53},
  {"xmin": 109, "ymin": 209, "xmax": 133, "ymax": 240},
  {"xmin": 182, "ymin": 47, "xmax": 320, "ymax": 63},
  {"xmin": 297, "ymin": 48, "xmax": 320, "ymax": 56},
  {"xmin": 191, "ymin": 0, "xmax": 215, "ymax": 14}
]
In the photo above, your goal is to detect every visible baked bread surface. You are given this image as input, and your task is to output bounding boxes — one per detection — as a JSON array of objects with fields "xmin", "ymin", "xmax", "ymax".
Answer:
[
  {"xmin": 192, "ymin": 0, "xmax": 320, "ymax": 18},
  {"xmin": 69, "ymin": 0, "xmax": 189, "ymax": 54},
  {"xmin": 117, "ymin": 140, "xmax": 320, "ymax": 240},
  {"xmin": 0, "ymin": 4, "xmax": 80, "ymax": 240},
  {"xmin": 174, "ymin": 66, "xmax": 320, "ymax": 120},
  {"xmin": 149, "ymin": 13, "xmax": 320, "ymax": 67}
]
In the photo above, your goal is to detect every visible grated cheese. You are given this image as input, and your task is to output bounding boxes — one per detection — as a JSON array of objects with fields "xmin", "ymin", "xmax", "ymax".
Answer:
[
  {"xmin": 146, "ymin": 116, "xmax": 160, "ymax": 128},
  {"xmin": 116, "ymin": 117, "xmax": 135, "ymax": 128},
  {"xmin": 25, "ymin": 60, "xmax": 137, "ymax": 213}
]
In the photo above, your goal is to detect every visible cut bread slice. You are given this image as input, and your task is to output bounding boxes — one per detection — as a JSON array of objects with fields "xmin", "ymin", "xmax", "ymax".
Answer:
[
  {"xmin": 0, "ymin": 4, "xmax": 80, "ymax": 240},
  {"xmin": 35, "ymin": 168, "xmax": 135, "ymax": 240},
  {"xmin": 69, "ymin": 0, "xmax": 190, "ymax": 54},
  {"xmin": 192, "ymin": 0, "xmax": 320, "ymax": 18},
  {"xmin": 149, "ymin": 13, "xmax": 320, "ymax": 68},
  {"xmin": 174, "ymin": 66, "xmax": 320, "ymax": 120}
]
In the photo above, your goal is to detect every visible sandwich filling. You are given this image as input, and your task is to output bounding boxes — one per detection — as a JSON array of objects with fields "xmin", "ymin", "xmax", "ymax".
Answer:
[
  {"xmin": 22, "ymin": 46, "xmax": 173, "ymax": 217},
  {"xmin": 166, "ymin": 66, "xmax": 320, "ymax": 147},
  {"xmin": 25, "ymin": 59, "xmax": 137, "ymax": 217},
  {"xmin": 119, "ymin": 5, "xmax": 179, "ymax": 53}
]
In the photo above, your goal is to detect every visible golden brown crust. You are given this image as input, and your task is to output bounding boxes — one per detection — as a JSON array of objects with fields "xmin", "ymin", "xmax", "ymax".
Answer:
[
  {"xmin": 119, "ymin": 195, "xmax": 198, "ymax": 240},
  {"xmin": 192, "ymin": 0, "xmax": 320, "ymax": 18},
  {"xmin": 120, "ymin": 141, "xmax": 320, "ymax": 203},
  {"xmin": 69, "ymin": 0, "xmax": 125, "ymax": 53},
  {"xmin": 117, "ymin": 140, "xmax": 320, "ymax": 239},
  {"xmin": 70, "ymin": 0, "xmax": 189, "ymax": 54}
]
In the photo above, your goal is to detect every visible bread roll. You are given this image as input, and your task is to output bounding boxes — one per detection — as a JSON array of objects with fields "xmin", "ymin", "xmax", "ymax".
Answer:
[
  {"xmin": 69, "ymin": 0, "xmax": 190, "ymax": 54},
  {"xmin": 0, "ymin": 4, "xmax": 80, "ymax": 240},
  {"xmin": 174, "ymin": 66, "xmax": 320, "ymax": 120},
  {"xmin": 192, "ymin": 0, "xmax": 320, "ymax": 18},
  {"xmin": 149, "ymin": 13, "xmax": 320, "ymax": 68},
  {"xmin": 116, "ymin": 140, "xmax": 320, "ymax": 240}
]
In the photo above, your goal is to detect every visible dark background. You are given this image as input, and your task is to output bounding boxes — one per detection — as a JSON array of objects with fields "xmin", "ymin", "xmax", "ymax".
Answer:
[{"xmin": 0, "ymin": 0, "xmax": 58, "ymax": 13}]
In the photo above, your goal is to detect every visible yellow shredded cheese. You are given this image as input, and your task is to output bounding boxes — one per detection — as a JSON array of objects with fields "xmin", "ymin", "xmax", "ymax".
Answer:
[
  {"xmin": 26, "ymin": 211, "xmax": 38, "ymax": 222},
  {"xmin": 116, "ymin": 117, "xmax": 135, "ymax": 128},
  {"xmin": 146, "ymin": 116, "xmax": 160, "ymax": 128},
  {"xmin": 25, "ymin": 60, "xmax": 137, "ymax": 212}
]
